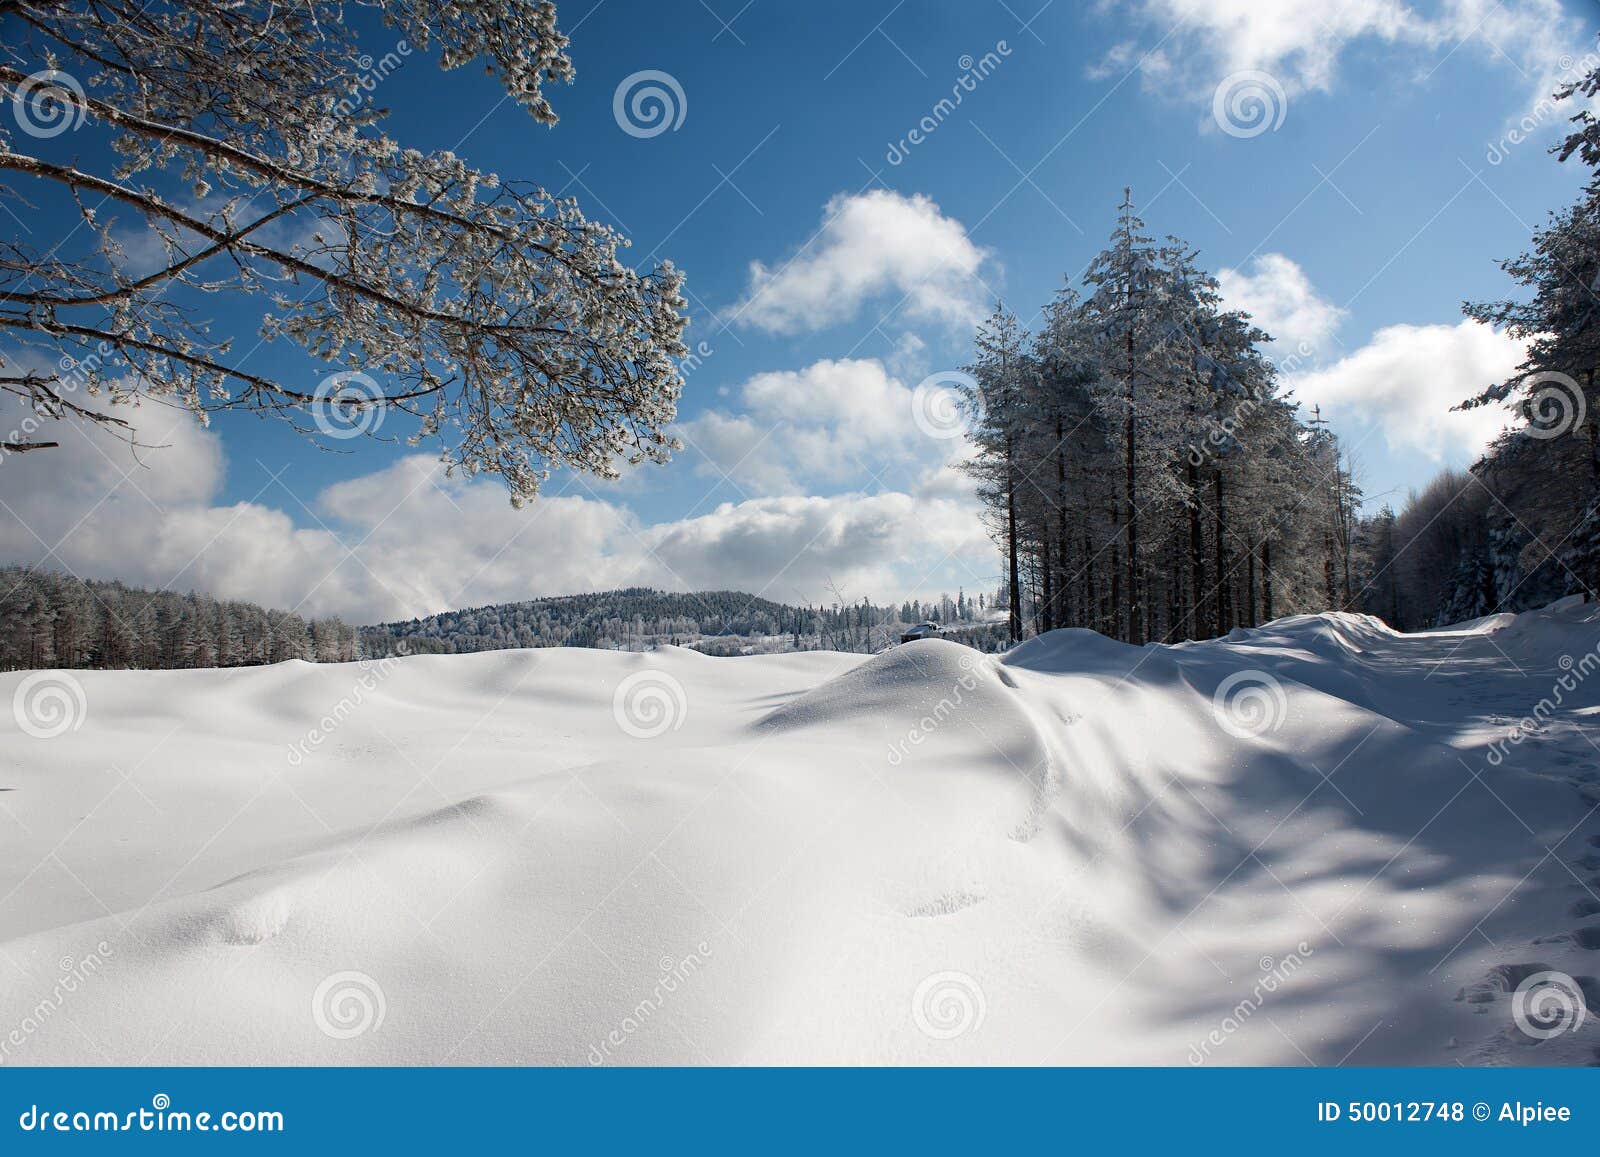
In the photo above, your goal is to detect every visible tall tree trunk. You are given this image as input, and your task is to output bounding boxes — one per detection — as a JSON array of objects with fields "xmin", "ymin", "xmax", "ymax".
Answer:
[
  {"xmin": 1340, "ymin": 452, "xmax": 1353, "ymax": 609},
  {"xmin": 1187, "ymin": 456, "xmax": 1206, "ymax": 639},
  {"xmin": 1039, "ymin": 532, "xmax": 1055, "ymax": 634},
  {"xmin": 1006, "ymin": 434, "xmax": 1022, "ymax": 642},
  {"xmin": 1341, "ymin": 520, "xmax": 1353, "ymax": 609},
  {"xmin": 1083, "ymin": 529, "xmax": 1096, "ymax": 634},
  {"xmin": 1125, "ymin": 333, "xmax": 1141, "ymax": 645},
  {"xmin": 1324, "ymin": 532, "xmax": 1337, "ymax": 609},
  {"xmin": 1055, "ymin": 414, "xmax": 1070, "ymax": 628},
  {"xmin": 1263, "ymin": 538, "xmax": 1274, "ymax": 621},
  {"xmin": 1588, "ymin": 367, "xmax": 1599, "ymax": 601},
  {"xmin": 1168, "ymin": 541, "xmax": 1184, "ymax": 641},
  {"xmin": 1213, "ymin": 470, "xmax": 1230, "ymax": 635},
  {"xmin": 1245, "ymin": 541, "xmax": 1257, "ymax": 628},
  {"xmin": 1110, "ymin": 534, "xmax": 1122, "ymax": 642}
]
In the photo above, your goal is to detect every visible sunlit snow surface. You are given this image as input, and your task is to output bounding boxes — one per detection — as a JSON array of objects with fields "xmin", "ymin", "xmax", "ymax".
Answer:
[{"xmin": 3, "ymin": 599, "xmax": 1599, "ymax": 1065}]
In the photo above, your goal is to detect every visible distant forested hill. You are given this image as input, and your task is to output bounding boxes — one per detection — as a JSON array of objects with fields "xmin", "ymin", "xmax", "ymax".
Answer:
[
  {"xmin": 360, "ymin": 587, "xmax": 991, "ymax": 656},
  {"xmin": 362, "ymin": 588, "xmax": 794, "ymax": 654}
]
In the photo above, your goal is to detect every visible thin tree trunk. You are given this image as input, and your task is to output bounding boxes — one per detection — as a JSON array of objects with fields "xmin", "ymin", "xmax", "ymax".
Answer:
[
  {"xmin": 1245, "ymin": 541, "xmax": 1257, "ymax": 628},
  {"xmin": 1083, "ymin": 529, "xmax": 1096, "ymax": 634},
  {"xmin": 1213, "ymin": 470, "xmax": 1230, "ymax": 635},
  {"xmin": 1110, "ymin": 535, "xmax": 1122, "ymax": 642},
  {"xmin": 1006, "ymin": 434, "xmax": 1022, "ymax": 642},
  {"xmin": 1324, "ymin": 532, "xmax": 1337, "ymax": 609},
  {"xmin": 1341, "ymin": 452, "xmax": 1353, "ymax": 609},
  {"xmin": 1589, "ymin": 367, "xmax": 1599, "ymax": 601},
  {"xmin": 1055, "ymin": 414, "xmax": 1069, "ymax": 629},
  {"xmin": 1263, "ymin": 538, "xmax": 1274, "ymax": 621},
  {"xmin": 1039, "ymin": 532, "xmax": 1055, "ymax": 634},
  {"xmin": 1187, "ymin": 456, "xmax": 1206, "ymax": 639},
  {"xmin": 1125, "ymin": 333, "xmax": 1141, "ymax": 645}
]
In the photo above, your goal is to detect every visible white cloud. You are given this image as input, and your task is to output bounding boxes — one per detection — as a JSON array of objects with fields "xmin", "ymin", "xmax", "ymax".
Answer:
[
  {"xmin": 676, "ymin": 357, "xmax": 950, "ymax": 495},
  {"xmin": 1105, "ymin": 0, "xmax": 1587, "ymax": 117},
  {"xmin": 1286, "ymin": 319, "xmax": 1526, "ymax": 460},
  {"xmin": 0, "ymin": 396, "xmax": 993, "ymax": 621},
  {"xmin": 1218, "ymin": 253, "xmax": 1346, "ymax": 352},
  {"xmin": 641, "ymin": 487, "xmax": 989, "ymax": 604},
  {"xmin": 731, "ymin": 190, "xmax": 990, "ymax": 334}
]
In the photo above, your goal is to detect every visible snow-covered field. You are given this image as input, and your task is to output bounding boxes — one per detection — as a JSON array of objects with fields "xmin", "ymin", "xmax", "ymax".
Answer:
[{"xmin": 3, "ymin": 600, "xmax": 1599, "ymax": 1066}]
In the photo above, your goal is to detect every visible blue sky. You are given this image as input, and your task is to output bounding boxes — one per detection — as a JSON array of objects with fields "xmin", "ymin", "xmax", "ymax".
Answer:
[{"xmin": 5, "ymin": 0, "xmax": 1599, "ymax": 621}]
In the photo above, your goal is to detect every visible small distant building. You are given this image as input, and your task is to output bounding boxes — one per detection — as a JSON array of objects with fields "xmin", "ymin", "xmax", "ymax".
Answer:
[{"xmin": 900, "ymin": 622, "xmax": 942, "ymax": 643}]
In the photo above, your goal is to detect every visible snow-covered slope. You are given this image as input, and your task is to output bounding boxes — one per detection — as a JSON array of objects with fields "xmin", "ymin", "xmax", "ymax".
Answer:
[{"xmin": 3, "ymin": 601, "xmax": 1599, "ymax": 1065}]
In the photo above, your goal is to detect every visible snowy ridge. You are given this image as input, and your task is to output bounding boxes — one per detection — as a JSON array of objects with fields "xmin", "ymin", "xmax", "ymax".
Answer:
[{"xmin": 2, "ymin": 601, "xmax": 1599, "ymax": 1065}]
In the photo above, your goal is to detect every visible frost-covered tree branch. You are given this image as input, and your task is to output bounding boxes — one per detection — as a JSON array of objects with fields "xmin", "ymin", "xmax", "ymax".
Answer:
[{"xmin": 0, "ymin": 0, "xmax": 688, "ymax": 503}]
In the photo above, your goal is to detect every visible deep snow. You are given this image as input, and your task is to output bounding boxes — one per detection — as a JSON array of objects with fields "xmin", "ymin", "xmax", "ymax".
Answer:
[{"xmin": 2, "ymin": 600, "xmax": 1599, "ymax": 1065}]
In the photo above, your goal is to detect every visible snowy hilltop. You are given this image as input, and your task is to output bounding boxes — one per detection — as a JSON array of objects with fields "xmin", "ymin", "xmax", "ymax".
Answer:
[{"xmin": 2, "ymin": 598, "xmax": 1598, "ymax": 1065}]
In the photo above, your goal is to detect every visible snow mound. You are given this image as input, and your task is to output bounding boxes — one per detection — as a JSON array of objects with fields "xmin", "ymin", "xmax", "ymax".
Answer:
[
  {"xmin": 3, "ymin": 600, "xmax": 1599, "ymax": 1065},
  {"xmin": 1002, "ymin": 626, "xmax": 1149, "ymax": 674},
  {"xmin": 760, "ymin": 639, "xmax": 996, "ymax": 732}
]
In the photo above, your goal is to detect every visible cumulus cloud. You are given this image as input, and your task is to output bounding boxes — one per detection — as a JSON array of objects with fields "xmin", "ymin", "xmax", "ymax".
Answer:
[
  {"xmin": 0, "ymin": 395, "xmax": 992, "ymax": 621},
  {"xmin": 676, "ymin": 358, "xmax": 950, "ymax": 495},
  {"xmin": 1218, "ymin": 253, "xmax": 1346, "ymax": 352},
  {"xmin": 731, "ymin": 190, "xmax": 990, "ymax": 334},
  {"xmin": 1102, "ymin": 0, "xmax": 1587, "ymax": 118},
  {"xmin": 642, "ymin": 487, "xmax": 989, "ymax": 604},
  {"xmin": 1286, "ymin": 319, "xmax": 1526, "ymax": 460}
]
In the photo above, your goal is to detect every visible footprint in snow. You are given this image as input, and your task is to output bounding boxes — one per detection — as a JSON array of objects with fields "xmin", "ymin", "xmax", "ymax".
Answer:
[{"xmin": 904, "ymin": 891, "xmax": 986, "ymax": 918}]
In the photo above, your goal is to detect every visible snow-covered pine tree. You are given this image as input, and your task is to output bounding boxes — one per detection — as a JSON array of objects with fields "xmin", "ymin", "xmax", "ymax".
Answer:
[
  {"xmin": 963, "ymin": 305, "xmax": 1030, "ymax": 642},
  {"xmin": 958, "ymin": 196, "xmax": 1354, "ymax": 644}
]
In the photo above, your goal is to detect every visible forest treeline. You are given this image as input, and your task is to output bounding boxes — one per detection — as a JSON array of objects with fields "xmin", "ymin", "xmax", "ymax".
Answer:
[
  {"xmin": 361, "ymin": 588, "xmax": 990, "ymax": 656},
  {"xmin": 1356, "ymin": 51, "xmax": 1600, "ymax": 629},
  {"xmin": 0, "ymin": 567, "xmax": 360, "ymax": 671}
]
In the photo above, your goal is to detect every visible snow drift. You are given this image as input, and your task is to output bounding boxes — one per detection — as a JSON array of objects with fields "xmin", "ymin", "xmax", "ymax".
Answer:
[{"xmin": 3, "ymin": 600, "xmax": 1599, "ymax": 1065}]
